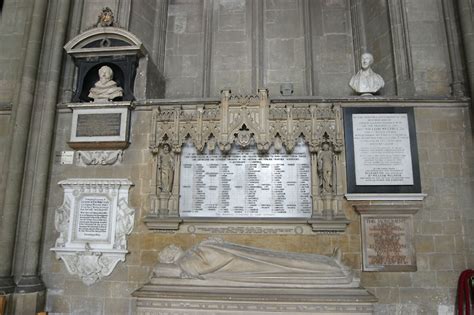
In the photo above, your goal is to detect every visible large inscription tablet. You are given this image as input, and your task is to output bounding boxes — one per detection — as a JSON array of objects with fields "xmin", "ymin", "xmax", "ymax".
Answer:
[
  {"xmin": 353, "ymin": 113, "xmax": 413, "ymax": 185},
  {"xmin": 344, "ymin": 107, "xmax": 421, "ymax": 194},
  {"xmin": 179, "ymin": 142, "xmax": 312, "ymax": 218}
]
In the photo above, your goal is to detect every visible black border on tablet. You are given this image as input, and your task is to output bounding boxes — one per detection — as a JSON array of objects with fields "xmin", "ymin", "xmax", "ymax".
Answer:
[{"xmin": 344, "ymin": 107, "xmax": 421, "ymax": 194}]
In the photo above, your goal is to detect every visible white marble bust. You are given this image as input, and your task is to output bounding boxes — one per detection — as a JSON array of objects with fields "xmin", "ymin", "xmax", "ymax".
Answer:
[
  {"xmin": 88, "ymin": 65, "xmax": 123, "ymax": 101},
  {"xmin": 349, "ymin": 53, "xmax": 385, "ymax": 95}
]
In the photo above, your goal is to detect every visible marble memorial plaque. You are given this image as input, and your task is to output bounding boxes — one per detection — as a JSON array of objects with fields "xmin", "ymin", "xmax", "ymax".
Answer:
[
  {"xmin": 179, "ymin": 142, "xmax": 312, "ymax": 218},
  {"xmin": 361, "ymin": 215, "xmax": 416, "ymax": 271},
  {"xmin": 69, "ymin": 106, "xmax": 130, "ymax": 149},
  {"xmin": 75, "ymin": 196, "xmax": 111, "ymax": 241},
  {"xmin": 76, "ymin": 113, "xmax": 122, "ymax": 137},
  {"xmin": 344, "ymin": 107, "xmax": 421, "ymax": 194},
  {"xmin": 51, "ymin": 179, "xmax": 135, "ymax": 285},
  {"xmin": 353, "ymin": 113, "xmax": 413, "ymax": 185},
  {"xmin": 55, "ymin": 151, "xmax": 75, "ymax": 165}
]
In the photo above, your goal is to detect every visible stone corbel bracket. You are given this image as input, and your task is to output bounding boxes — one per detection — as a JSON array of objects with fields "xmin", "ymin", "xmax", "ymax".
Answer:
[
  {"xmin": 146, "ymin": 90, "xmax": 350, "ymax": 233},
  {"xmin": 51, "ymin": 178, "xmax": 135, "ymax": 285}
]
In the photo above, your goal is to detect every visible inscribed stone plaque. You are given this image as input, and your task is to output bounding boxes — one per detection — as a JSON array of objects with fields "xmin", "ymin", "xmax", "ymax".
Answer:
[
  {"xmin": 52, "ymin": 179, "xmax": 135, "ymax": 285},
  {"xmin": 76, "ymin": 113, "xmax": 122, "ymax": 137},
  {"xmin": 69, "ymin": 107, "xmax": 130, "ymax": 147},
  {"xmin": 361, "ymin": 215, "xmax": 416, "ymax": 271},
  {"xmin": 179, "ymin": 142, "xmax": 312, "ymax": 218},
  {"xmin": 344, "ymin": 107, "xmax": 421, "ymax": 194},
  {"xmin": 353, "ymin": 114, "xmax": 413, "ymax": 185},
  {"xmin": 75, "ymin": 196, "xmax": 111, "ymax": 241}
]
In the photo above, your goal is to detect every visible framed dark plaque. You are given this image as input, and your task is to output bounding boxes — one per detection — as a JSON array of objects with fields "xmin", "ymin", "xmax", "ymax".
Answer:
[{"xmin": 344, "ymin": 107, "xmax": 421, "ymax": 194}]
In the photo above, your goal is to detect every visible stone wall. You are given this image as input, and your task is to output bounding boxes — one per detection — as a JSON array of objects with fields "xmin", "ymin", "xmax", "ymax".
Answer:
[
  {"xmin": 0, "ymin": 0, "xmax": 32, "ymax": 104},
  {"xmin": 406, "ymin": 0, "xmax": 453, "ymax": 96},
  {"xmin": 40, "ymin": 101, "xmax": 473, "ymax": 314},
  {"xmin": 361, "ymin": 0, "xmax": 396, "ymax": 95}
]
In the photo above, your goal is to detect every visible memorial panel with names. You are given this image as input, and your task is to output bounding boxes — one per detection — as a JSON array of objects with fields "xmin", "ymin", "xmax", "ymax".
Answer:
[
  {"xmin": 344, "ymin": 107, "xmax": 421, "ymax": 194},
  {"xmin": 361, "ymin": 215, "xmax": 416, "ymax": 271},
  {"xmin": 179, "ymin": 142, "xmax": 312, "ymax": 218}
]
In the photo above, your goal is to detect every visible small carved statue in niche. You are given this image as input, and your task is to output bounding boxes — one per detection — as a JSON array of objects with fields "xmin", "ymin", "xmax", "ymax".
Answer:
[
  {"xmin": 349, "ymin": 52, "xmax": 385, "ymax": 95},
  {"xmin": 54, "ymin": 198, "xmax": 70, "ymax": 247},
  {"xmin": 317, "ymin": 142, "xmax": 334, "ymax": 195},
  {"xmin": 114, "ymin": 199, "xmax": 135, "ymax": 249},
  {"xmin": 96, "ymin": 7, "xmax": 115, "ymax": 27},
  {"xmin": 88, "ymin": 65, "xmax": 123, "ymax": 101},
  {"xmin": 157, "ymin": 144, "xmax": 175, "ymax": 193}
]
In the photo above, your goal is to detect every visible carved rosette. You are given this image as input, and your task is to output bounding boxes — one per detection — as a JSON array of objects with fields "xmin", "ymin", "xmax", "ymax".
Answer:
[
  {"xmin": 147, "ymin": 90, "xmax": 349, "ymax": 232},
  {"xmin": 51, "ymin": 179, "xmax": 134, "ymax": 285}
]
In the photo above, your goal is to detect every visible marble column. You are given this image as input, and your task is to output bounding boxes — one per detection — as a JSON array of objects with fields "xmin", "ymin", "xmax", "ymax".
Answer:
[
  {"xmin": 14, "ymin": 0, "xmax": 72, "ymax": 293},
  {"xmin": 0, "ymin": 0, "xmax": 48, "ymax": 294}
]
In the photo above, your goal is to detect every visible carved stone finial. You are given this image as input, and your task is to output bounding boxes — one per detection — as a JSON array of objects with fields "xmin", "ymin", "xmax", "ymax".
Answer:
[{"xmin": 97, "ymin": 7, "xmax": 115, "ymax": 27}]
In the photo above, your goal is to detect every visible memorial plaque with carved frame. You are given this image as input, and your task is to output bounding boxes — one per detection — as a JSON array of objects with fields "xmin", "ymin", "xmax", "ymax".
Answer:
[
  {"xmin": 360, "ymin": 214, "xmax": 416, "ymax": 271},
  {"xmin": 344, "ymin": 107, "xmax": 421, "ymax": 194}
]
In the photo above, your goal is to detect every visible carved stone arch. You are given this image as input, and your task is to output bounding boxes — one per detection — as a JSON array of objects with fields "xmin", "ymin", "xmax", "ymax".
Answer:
[
  {"xmin": 64, "ymin": 27, "xmax": 145, "ymax": 102},
  {"xmin": 64, "ymin": 27, "xmax": 144, "ymax": 58}
]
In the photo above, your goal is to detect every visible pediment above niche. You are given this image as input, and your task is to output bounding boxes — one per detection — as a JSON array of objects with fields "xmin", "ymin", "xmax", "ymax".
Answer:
[{"xmin": 64, "ymin": 27, "xmax": 145, "ymax": 58}]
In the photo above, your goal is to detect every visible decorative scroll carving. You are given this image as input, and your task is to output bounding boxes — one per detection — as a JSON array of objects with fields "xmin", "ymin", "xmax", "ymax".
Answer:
[
  {"xmin": 147, "ymin": 90, "xmax": 349, "ymax": 232},
  {"xmin": 77, "ymin": 150, "xmax": 123, "ymax": 166},
  {"xmin": 60, "ymin": 244, "xmax": 125, "ymax": 286}
]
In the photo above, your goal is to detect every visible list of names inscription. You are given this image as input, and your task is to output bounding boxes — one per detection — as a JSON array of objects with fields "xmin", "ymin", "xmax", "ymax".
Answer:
[{"xmin": 180, "ymin": 143, "xmax": 312, "ymax": 218}]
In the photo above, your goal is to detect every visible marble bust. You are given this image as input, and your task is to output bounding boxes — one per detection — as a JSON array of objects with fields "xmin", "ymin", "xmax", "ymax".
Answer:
[
  {"xmin": 153, "ymin": 238, "xmax": 358, "ymax": 288},
  {"xmin": 88, "ymin": 65, "xmax": 123, "ymax": 101},
  {"xmin": 349, "ymin": 53, "xmax": 385, "ymax": 95}
]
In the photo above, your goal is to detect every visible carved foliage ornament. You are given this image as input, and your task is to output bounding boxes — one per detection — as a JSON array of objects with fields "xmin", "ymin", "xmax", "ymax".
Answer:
[{"xmin": 150, "ymin": 90, "xmax": 343, "ymax": 155}]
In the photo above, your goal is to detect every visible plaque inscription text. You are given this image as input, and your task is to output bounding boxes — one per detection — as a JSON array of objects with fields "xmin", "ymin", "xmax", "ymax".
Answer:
[
  {"xmin": 76, "ymin": 196, "xmax": 111, "ymax": 241},
  {"xmin": 76, "ymin": 113, "xmax": 122, "ymax": 137},
  {"xmin": 362, "ymin": 215, "xmax": 416, "ymax": 271},
  {"xmin": 179, "ymin": 143, "xmax": 312, "ymax": 218},
  {"xmin": 353, "ymin": 113, "xmax": 413, "ymax": 185}
]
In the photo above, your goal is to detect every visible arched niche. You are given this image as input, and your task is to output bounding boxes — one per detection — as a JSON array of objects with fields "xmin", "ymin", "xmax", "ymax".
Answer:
[{"xmin": 64, "ymin": 27, "xmax": 145, "ymax": 102}]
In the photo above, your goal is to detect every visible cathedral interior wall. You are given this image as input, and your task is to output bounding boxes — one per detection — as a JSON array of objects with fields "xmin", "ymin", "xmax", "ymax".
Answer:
[{"xmin": 0, "ymin": 0, "xmax": 473, "ymax": 314}]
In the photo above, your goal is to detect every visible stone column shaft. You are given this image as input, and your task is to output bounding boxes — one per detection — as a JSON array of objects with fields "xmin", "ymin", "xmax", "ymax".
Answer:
[
  {"xmin": 387, "ymin": 0, "xmax": 415, "ymax": 96},
  {"xmin": 0, "ymin": 0, "xmax": 48, "ymax": 293},
  {"xmin": 457, "ymin": 0, "xmax": 474, "ymax": 104},
  {"xmin": 14, "ymin": 0, "xmax": 72, "ymax": 293}
]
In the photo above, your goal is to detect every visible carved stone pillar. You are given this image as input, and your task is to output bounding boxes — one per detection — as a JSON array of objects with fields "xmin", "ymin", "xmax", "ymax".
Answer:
[
  {"xmin": 441, "ymin": 0, "xmax": 466, "ymax": 96},
  {"xmin": 387, "ymin": 0, "xmax": 415, "ymax": 96}
]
